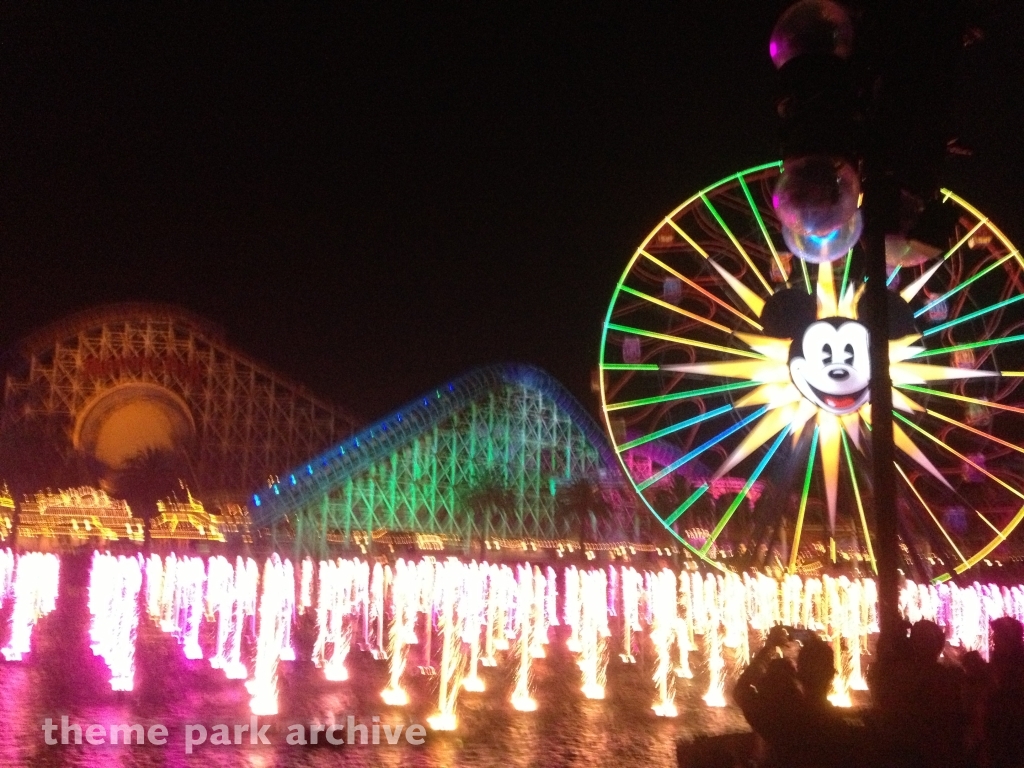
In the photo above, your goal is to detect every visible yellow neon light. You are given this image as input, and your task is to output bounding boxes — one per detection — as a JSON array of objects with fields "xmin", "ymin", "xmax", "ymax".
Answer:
[
  {"xmin": 640, "ymin": 250, "xmax": 763, "ymax": 330},
  {"xmin": 895, "ymin": 464, "xmax": 967, "ymax": 567}
]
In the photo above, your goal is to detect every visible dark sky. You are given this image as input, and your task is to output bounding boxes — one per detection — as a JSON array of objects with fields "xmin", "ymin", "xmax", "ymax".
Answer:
[{"xmin": 1, "ymin": 2, "xmax": 1022, "ymax": 422}]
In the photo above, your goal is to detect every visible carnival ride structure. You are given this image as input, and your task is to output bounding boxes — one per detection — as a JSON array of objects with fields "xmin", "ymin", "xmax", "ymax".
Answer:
[{"xmin": 600, "ymin": 162, "xmax": 1024, "ymax": 582}]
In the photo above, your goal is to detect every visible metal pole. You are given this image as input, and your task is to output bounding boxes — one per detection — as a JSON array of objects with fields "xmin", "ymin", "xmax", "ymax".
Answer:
[{"xmin": 862, "ymin": 178, "xmax": 901, "ymax": 640}]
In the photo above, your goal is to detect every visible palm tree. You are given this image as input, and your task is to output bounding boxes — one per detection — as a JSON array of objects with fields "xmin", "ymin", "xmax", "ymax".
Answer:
[
  {"xmin": 458, "ymin": 470, "xmax": 514, "ymax": 559},
  {"xmin": 115, "ymin": 447, "xmax": 196, "ymax": 546},
  {"xmin": 556, "ymin": 477, "xmax": 611, "ymax": 555}
]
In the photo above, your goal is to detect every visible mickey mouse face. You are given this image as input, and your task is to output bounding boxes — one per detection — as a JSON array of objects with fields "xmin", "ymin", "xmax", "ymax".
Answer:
[{"xmin": 789, "ymin": 320, "xmax": 871, "ymax": 415}]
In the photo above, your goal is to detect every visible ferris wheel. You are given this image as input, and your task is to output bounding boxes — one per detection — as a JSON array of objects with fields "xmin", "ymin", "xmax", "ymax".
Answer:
[{"xmin": 599, "ymin": 162, "xmax": 1024, "ymax": 581}]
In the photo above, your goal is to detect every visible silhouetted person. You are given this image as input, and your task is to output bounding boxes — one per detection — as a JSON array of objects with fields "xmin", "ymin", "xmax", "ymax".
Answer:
[
  {"xmin": 735, "ymin": 626, "xmax": 805, "ymax": 768},
  {"xmin": 795, "ymin": 634, "xmax": 862, "ymax": 768},
  {"xmin": 866, "ymin": 619, "xmax": 916, "ymax": 767},
  {"xmin": 900, "ymin": 619, "xmax": 968, "ymax": 768},
  {"xmin": 736, "ymin": 628, "xmax": 860, "ymax": 768},
  {"xmin": 984, "ymin": 617, "xmax": 1024, "ymax": 768},
  {"xmin": 960, "ymin": 649, "xmax": 991, "ymax": 765}
]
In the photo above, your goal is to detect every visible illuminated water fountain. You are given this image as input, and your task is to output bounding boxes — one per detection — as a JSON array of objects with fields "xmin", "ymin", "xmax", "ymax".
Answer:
[
  {"xmin": 1, "ymin": 550, "xmax": 60, "ymax": 661},
  {"xmin": 88, "ymin": 552, "xmax": 142, "ymax": 691},
  {"xmin": 578, "ymin": 566, "xmax": 610, "ymax": 699},
  {"xmin": 650, "ymin": 568, "xmax": 679, "ymax": 716},
  {"xmin": 428, "ymin": 560, "xmax": 466, "ymax": 730},
  {"xmin": 510, "ymin": 564, "xmax": 538, "ymax": 711},
  {"xmin": 19, "ymin": 546, "xmax": 1024, "ymax": 735}
]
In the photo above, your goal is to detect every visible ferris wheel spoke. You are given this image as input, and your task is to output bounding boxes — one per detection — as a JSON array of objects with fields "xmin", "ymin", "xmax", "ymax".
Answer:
[
  {"xmin": 899, "ymin": 260, "xmax": 946, "ymax": 303},
  {"xmin": 618, "ymin": 285, "xmax": 733, "ymax": 334},
  {"xmin": 606, "ymin": 323, "xmax": 766, "ymax": 360},
  {"xmin": 636, "ymin": 406, "xmax": 769, "ymax": 492},
  {"xmin": 641, "ymin": 250, "xmax": 764, "ymax": 330},
  {"xmin": 896, "ymin": 384, "xmax": 1024, "ymax": 416},
  {"xmin": 736, "ymin": 174, "xmax": 795, "ymax": 289},
  {"xmin": 910, "ymin": 333, "xmax": 1024, "ymax": 360},
  {"xmin": 662, "ymin": 483, "xmax": 711, "ymax": 527},
  {"xmin": 841, "ymin": 430, "xmax": 876, "ymax": 574},
  {"xmin": 699, "ymin": 425, "xmax": 790, "ymax": 556},
  {"xmin": 893, "ymin": 412, "xmax": 1024, "ymax": 502},
  {"xmin": 617, "ymin": 404, "xmax": 735, "ymax": 452},
  {"xmin": 699, "ymin": 193, "xmax": 774, "ymax": 295},
  {"xmin": 707, "ymin": 260, "xmax": 767, "ymax": 317},
  {"xmin": 904, "ymin": 218, "xmax": 989, "ymax": 303},
  {"xmin": 894, "ymin": 464, "xmax": 969, "ymax": 569},
  {"xmin": 839, "ymin": 250, "xmax": 854, "ymax": 298},
  {"xmin": 788, "ymin": 425, "xmax": 819, "ymax": 574},
  {"xmin": 922, "ymin": 407, "xmax": 1024, "ymax": 457},
  {"xmin": 922, "ymin": 293, "xmax": 1024, "ymax": 338},
  {"xmin": 601, "ymin": 363, "xmax": 660, "ymax": 371},
  {"xmin": 604, "ymin": 380, "xmax": 758, "ymax": 412},
  {"xmin": 915, "ymin": 252, "xmax": 1017, "ymax": 320}
]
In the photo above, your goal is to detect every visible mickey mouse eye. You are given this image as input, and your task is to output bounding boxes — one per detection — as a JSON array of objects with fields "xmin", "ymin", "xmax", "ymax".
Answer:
[
  {"xmin": 822, "ymin": 343, "xmax": 833, "ymax": 365},
  {"xmin": 843, "ymin": 343, "xmax": 854, "ymax": 365}
]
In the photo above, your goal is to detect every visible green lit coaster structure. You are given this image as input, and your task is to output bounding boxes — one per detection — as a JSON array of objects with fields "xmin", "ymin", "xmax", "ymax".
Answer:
[{"xmin": 599, "ymin": 162, "xmax": 1024, "ymax": 581}]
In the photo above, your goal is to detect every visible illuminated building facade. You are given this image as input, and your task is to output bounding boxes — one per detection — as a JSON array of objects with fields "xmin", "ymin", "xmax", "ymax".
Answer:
[
  {"xmin": 151, "ymin": 490, "xmax": 228, "ymax": 543},
  {"xmin": 16, "ymin": 487, "xmax": 144, "ymax": 545},
  {"xmin": 0, "ymin": 486, "xmax": 13, "ymax": 542}
]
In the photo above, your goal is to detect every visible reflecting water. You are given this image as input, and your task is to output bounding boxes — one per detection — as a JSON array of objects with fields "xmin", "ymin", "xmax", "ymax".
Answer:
[{"xmin": 0, "ymin": 616, "xmax": 747, "ymax": 768}]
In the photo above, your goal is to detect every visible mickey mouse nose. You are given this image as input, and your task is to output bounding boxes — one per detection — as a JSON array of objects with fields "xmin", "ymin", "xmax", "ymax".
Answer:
[{"xmin": 828, "ymin": 369, "xmax": 850, "ymax": 381}]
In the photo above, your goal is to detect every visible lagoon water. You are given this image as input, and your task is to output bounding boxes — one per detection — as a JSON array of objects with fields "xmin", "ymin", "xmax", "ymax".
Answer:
[{"xmin": 0, "ymin": 607, "xmax": 748, "ymax": 768}]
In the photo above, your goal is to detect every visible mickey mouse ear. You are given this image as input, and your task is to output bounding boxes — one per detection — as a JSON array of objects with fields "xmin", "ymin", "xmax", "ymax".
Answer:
[
  {"xmin": 855, "ymin": 290, "xmax": 918, "ymax": 339},
  {"xmin": 760, "ymin": 288, "xmax": 818, "ymax": 338}
]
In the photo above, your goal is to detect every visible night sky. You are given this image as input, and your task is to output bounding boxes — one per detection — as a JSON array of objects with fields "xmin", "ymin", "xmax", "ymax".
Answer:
[{"xmin": 2, "ymin": 3, "xmax": 1022, "ymax": 422}]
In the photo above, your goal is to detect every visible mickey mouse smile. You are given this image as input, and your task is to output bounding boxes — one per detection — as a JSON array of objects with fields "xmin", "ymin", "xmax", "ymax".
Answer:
[{"xmin": 806, "ymin": 382, "xmax": 869, "ymax": 413}]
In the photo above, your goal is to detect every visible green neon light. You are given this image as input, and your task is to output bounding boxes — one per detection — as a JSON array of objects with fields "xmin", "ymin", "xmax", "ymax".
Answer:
[
  {"xmin": 737, "ymin": 175, "xmax": 788, "ymax": 285},
  {"xmin": 605, "ymin": 380, "xmax": 758, "ymax": 412},
  {"xmin": 618, "ymin": 284, "xmax": 732, "ymax": 334},
  {"xmin": 606, "ymin": 323, "xmax": 766, "ymax": 360},
  {"xmin": 637, "ymin": 406, "xmax": 769, "ymax": 491},
  {"xmin": 841, "ymin": 430, "xmax": 876, "ymax": 575},
  {"xmin": 923, "ymin": 293, "xmax": 1024, "ymax": 337},
  {"xmin": 618, "ymin": 404, "xmax": 734, "ymax": 452},
  {"xmin": 662, "ymin": 483, "xmax": 710, "ymax": 527},
  {"xmin": 910, "ymin": 333, "xmax": 1024, "ymax": 359},
  {"xmin": 896, "ymin": 384, "xmax": 1024, "ymax": 416},
  {"xmin": 840, "ymin": 250, "xmax": 853, "ymax": 297},
  {"xmin": 789, "ymin": 425, "xmax": 819, "ymax": 574},
  {"xmin": 700, "ymin": 193, "xmax": 774, "ymax": 295},
  {"xmin": 915, "ymin": 252, "xmax": 1017, "ymax": 318},
  {"xmin": 800, "ymin": 259, "xmax": 812, "ymax": 294},
  {"xmin": 601, "ymin": 363, "xmax": 660, "ymax": 371},
  {"xmin": 701, "ymin": 424, "xmax": 789, "ymax": 556}
]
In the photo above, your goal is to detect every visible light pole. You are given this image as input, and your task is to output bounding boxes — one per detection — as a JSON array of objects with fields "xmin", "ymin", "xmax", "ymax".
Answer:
[{"xmin": 769, "ymin": 0, "xmax": 966, "ymax": 640}]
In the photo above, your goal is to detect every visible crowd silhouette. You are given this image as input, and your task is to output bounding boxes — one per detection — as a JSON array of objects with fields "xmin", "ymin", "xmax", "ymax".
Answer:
[{"xmin": 683, "ymin": 616, "xmax": 1024, "ymax": 768}]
